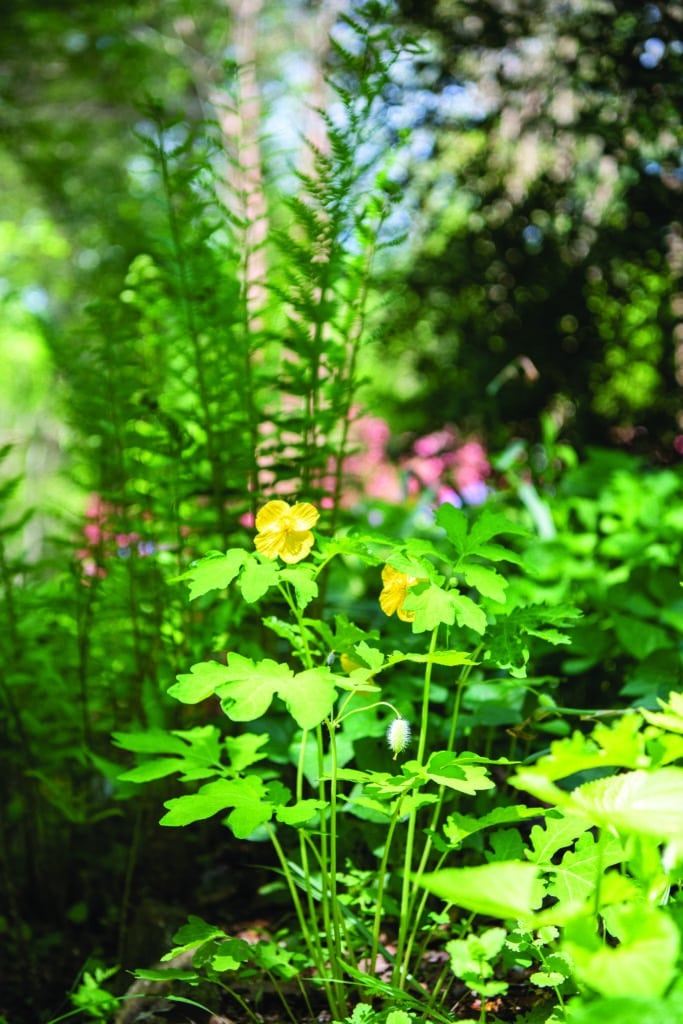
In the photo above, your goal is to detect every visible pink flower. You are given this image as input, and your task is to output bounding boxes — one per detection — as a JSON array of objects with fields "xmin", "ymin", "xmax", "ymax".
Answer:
[{"xmin": 413, "ymin": 426, "xmax": 458, "ymax": 459}]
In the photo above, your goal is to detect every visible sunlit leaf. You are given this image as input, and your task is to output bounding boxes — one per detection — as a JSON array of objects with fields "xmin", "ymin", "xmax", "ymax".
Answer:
[
  {"xmin": 417, "ymin": 861, "xmax": 543, "ymax": 919},
  {"xmin": 169, "ymin": 661, "xmax": 232, "ymax": 704},
  {"xmin": 563, "ymin": 904, "xmax": 680, "ymax": 998},
  {"xmin": 172, "ymin": 549, "xmax": 248, "ymax": 599}
]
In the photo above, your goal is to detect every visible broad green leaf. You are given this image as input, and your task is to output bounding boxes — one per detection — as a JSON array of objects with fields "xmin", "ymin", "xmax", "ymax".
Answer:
[
  {"xmin": 513, "ymin": 720, "xmax": 643, "ymax": 784},
  {"xmin": 161, "ymin": 915, "xmax": 225, "ymax": 959},
  {"xmin": 417, "ymin": 862, "xmax": 543, "ymax": 919},
  {"xmin": 387, "ymin": 650, "xmax": 477, "ymax": 669},
  {"xmin": 279, "ymin": 566, "xmax": 318, "ymax": 609},
  {"xmin": 443, "ymin": 804, "xmax": 542, "ymax": 847},
  {"xmin": 118, "ymin": 757, "xmax": 188, "ymax": 783},
  {"xmin": 469, "ymin": 511, "xmax": 528, "ymax": 546},
  {"xmin": 517, "ymin": 768, "xmax": 683, "ymax": 842},
  {"xmin": 450, "ymin": 591, "xmax": 487, "ymax": 634},
  {"xmin": 239, "ymin": 559, "xmax": 280, "ymax": 603},
  {"xmin": 422, "ymin": 752, "xmax": 495, "ymax": 795},
  {"xmin": 173, "ymin": 549, "xmax": 248, "ymax": 599},
  {"xmin": 435, "ymin": 503, "xmax": 468, "ymax": 554},
  {"xmin": 169, "ymin": 552, "xmax": 249, "ymax": 598},
  {"xmin": 462, "ymin": 563, "xmax": 508, "ymax": 603},
  {"xmin": 160, "ymin": 776, "xmax": 273, "ymax": 836},
  {"xmin": 564, "ymin": 995, "xmax": 683, "ymax": 1024},
  {"xmin": 488, "ymin": 828, "xmax": 525, "ymax": 861},
  {"xmin": 275, "ymin": 799, "xmax": 325, "ymax": 826},
  {"xmin": 527, "ymin": 813, "xmax": 592, "ymax": 864},
  {"xmin": 169, "ymin": 661, "xmax": 232, "ymax": 704},
  {"xmin": 563, "ymin": 904, "xmax": 680, "ymax": 998},
  {"xmin": 571, "ymin": 768, "xmax": 683, "ymax": 840},
  {"xmin": 386, "ymin": 551, "xmax": 436, "ymax": 581},
  {"xmin": 112, "ymin": 730, "xmax": 190, "ymax": 755},
  {"xmin": 447, "ymin": 927, "xmax": 507, "ymax": 975},
  {"xmin": 217, "ymin": 653, "xmax": 293, "ymax": 721},
  {"xmin": 351, "ymin": 641, "xmax": 385, "ymax": 670},
  {"xmin": 278, "ymin": 668, "xmax": 338, "ymax": 728},
  {"xmin": 386, "ymin": 1012, "xmax": 412, "ymax": 1024},
  {"xmin": 224, "ymin": 733, "xmax": 269, "ymax": 772},
  {"xmin": 548, "ymin": 831, "xmax": 623, "ymax": 905},
  {"xmin": 477, "ymin": 542, "xmax": 523, "ymax": 565},
  {"xmin": 612, "ymin": 612, "xmax": 670, "ymax": 661},
  {"xmin": 403, "ymin": 582, "xmax": 456, "ymax": 633},
  {"xmin": 196, "ymin": 937, "xmax": 251, "ymax": 972},
  {"xmin": 641, "ymin": 690, "xmax": 683, "ymax": 735}
]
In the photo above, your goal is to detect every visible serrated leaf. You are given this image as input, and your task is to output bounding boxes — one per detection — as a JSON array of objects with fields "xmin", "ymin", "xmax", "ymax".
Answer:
[
  {"xmin": 279, "ymin": 566, "xmax": 318, "ymax": 609},
  {"xmin": 477, "ymin": 542, "xmax": 523, "ymax": 565},
  {"xmin": 571, "ymin": 768, "xmax": 683, "ymax": 840},
  {"xmin": 169, "ymin": 661, "xmax": 232, "ymax": 704},
  {"xmin": 239, "ymin": 559, "xmax": 280, "ymax": 603},
  {"xmin": 548, "ymin": 831, "xmax": 623, "ymax": 905},
  {"xmin": 641, "ymin": 690, "xmax": 683, "ymax": 735},
  {"xmin": 424, "ymin": 752, "xmax": 495, "ymax": 794},
  {"xmin": 352, "ymin": 641, "xmax": 385, "ymax": 670},
  {"xmin": 401, "ymin": 582, "xmax": 456, "ymax": 632},
  {"xmin": 470, "ymin": 511, "xmax": 528, "ymax": 546},
  {"xmin": 160, "ymin": 776, "xmax": 273, "ymax": 837},
  {"xmin": 462, "ymin": 563, "xmax": 508, "ymax": 602},
  {"xmin": 217, "ymin": 653, "xmax": 293, "ymax": 721},
  {"xmin": 278, "ymin": 668, "xmax": 338, "ymax": 728},
  {"xmin": 450, "ymin": 592, "xmax": 487, "ymax": 633},
  {"xmin": 275, "ymin": 799, "xmax": 325, "ymax": 826},
  {"xmin": 517, "ymin": 767, "xmax": 683, "ymax": 842},
  {"xmin": 435, "ymin": 503, "xmax": 468, "ymax": 554},
  {"xmin": 527, "ymin": 813, "xmax": 592, "ymax": 864},
  {"xmin": 161, "ymin": 915, "xmax": 225, "ymax": 959},
  {"xmin": 175, "ymin": 550, "xmax": 248, "ymax": 599},
  {"xmin": 224, "ymin": 733, "xmax": 269, "ymax": 772},
  {"xmin": 215, "ymin": 655, "xmax": 338, "ymax": 728}
]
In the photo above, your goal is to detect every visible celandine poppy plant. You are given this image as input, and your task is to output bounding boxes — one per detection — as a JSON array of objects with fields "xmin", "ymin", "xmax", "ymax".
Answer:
[{"xmin": 254, "ymin": 500, "xmax": 319, "ymax": 564}]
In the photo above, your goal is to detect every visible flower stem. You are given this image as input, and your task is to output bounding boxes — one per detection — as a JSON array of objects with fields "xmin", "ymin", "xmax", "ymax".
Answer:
[{"xmin": 393, "ymin": 626, "xmax": 439, "ymax": 989}]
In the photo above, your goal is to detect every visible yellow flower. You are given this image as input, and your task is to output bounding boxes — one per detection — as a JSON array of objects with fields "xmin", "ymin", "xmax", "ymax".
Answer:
[
  {"xmin": 379, "ymin": 564, "xmax": 423, "ymax": 622},
  {"xmin": 254, "ymin": 500, "xmax": 320, "ymax": 564}
]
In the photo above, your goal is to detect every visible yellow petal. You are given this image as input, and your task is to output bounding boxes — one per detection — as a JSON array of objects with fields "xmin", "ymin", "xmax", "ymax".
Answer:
[
  {"xmin": 255, "ymin": 500, "xmax": 291, "ymax": 531},
  {"xmin": 255, "ymin": 529, "xmax": 285, "ymax": 559},
  {"xmin": 379, "ymin": 581, "xmax": 405, "ymax": 617},
  {"xmin": 279, "ymin": 530, "xmax": 314, "ymax": 564},
  {"xmin": 290, "ymin": 502, "xmax": 320, "ymax": 530},
  {"xmin": 381, "ymin": 564, "xmax": 404, "ymax": 586},
  {"xmin": 396, "ymin": 604, "xmax": 416, "ymax": 623}
]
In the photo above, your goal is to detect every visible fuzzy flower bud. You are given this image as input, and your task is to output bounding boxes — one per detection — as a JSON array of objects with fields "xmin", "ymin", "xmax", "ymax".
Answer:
[{"xmin": 387, "ymin": 717, "xmax": 411, "ymax": 759}]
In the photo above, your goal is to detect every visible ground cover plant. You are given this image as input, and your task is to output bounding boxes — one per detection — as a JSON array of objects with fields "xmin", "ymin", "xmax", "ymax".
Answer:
[{"xmin": 109, "ymin": 491, "xmax": 683, "ymax": 1024}]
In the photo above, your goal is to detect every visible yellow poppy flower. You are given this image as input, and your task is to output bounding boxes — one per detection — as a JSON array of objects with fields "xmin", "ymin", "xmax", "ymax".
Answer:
[
  {"xmin": 254, "ymin": 500, "xmax": 320, "ymax": 564},
  {"xmin": 379, "ymin": 564, "xmax": 423, "ymax": 622}
]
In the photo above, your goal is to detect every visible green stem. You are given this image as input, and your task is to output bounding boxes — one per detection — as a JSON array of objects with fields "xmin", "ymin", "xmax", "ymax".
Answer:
[
  {"xmin": 267, "ymin": 824, "xmax": 335, "ymax": 1011},
  {"xmin": 399, "ymin": 651, "xmax": 480, "ymax": 977},
  {"xmin": 393, "ymin": 626, "xmax": 439, "ymax": 989},
  {"xmin": 370, "ymin": 801, "xmax": 402, "ymax": 972},
  {"xmin": 325, "ymin": 721, "xmax": 348, "ymax": 1012}
]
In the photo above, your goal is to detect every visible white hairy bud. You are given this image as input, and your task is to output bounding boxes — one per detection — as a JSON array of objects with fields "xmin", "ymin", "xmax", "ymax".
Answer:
[{"xmin": 387, "ymin": 717, "xmax": 411, "ymax": 759}]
